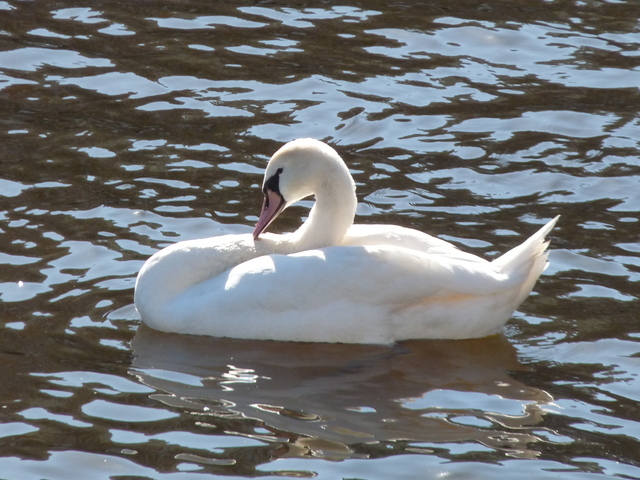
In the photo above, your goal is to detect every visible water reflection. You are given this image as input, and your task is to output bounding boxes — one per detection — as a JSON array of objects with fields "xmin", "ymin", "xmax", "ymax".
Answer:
[
  {"xmin": 131, "ymin": 326, "xmax": 554, "ymax": 465},
  {"xmin": 1, "ymin": 0, "xmax": 640, "ymax": 477}
]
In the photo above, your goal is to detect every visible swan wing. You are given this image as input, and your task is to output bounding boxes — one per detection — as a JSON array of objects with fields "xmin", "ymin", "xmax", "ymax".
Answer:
[
  {"xmin": 155, "ymin": 245, "xmax": 513, "ymax": 344},
  {"xmin": 343, "ymin": 224, "xmax": 489, "ymax": 264}
]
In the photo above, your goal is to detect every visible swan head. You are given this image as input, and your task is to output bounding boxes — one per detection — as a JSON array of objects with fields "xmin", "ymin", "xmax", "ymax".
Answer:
[{"xmin": 253, "ymin": 138, "xmax": 352, "ymax": 240}]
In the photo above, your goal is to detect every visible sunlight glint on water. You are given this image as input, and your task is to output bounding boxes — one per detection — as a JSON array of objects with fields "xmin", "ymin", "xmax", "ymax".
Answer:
[{"xmin": 0, "ymin": 0, "xmax": 639, "ymax": 478}]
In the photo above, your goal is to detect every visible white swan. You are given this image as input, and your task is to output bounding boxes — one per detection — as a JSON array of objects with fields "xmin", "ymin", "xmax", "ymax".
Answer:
[{"xmin": 134, "ymin": 138, "xmax": 558, "ymax": 344}]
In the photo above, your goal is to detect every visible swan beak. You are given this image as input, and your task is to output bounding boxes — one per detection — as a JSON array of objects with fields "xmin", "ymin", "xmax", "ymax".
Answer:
[{"xmin": 253, "ymin": 188, "xmax": 286, "ymax": 240}]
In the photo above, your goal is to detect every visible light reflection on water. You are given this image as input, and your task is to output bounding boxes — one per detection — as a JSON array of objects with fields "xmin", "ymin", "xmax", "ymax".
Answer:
[{"xmin": 0, "ymin": 0, "xmax": 639, "ymax": 478}]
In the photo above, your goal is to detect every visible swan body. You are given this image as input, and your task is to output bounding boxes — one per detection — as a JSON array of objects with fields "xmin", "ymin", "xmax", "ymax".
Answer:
[{"xmin": 135, "ymin": 138, "xmax": 558, "ymax": 344}]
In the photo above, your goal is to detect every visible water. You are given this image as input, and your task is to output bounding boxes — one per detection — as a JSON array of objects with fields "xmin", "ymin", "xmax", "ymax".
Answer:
[{"xmin": 1, "ymin": 0, "xmax": 639, "ymax": 478}]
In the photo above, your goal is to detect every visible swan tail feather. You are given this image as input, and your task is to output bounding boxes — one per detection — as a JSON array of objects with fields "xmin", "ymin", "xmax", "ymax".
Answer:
[{"xmin": 491, "ymin": 215, "xmax": 559, "ymax": 299}]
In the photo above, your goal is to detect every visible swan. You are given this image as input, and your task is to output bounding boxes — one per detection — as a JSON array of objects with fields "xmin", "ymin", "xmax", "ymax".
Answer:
[{"xmin": 134, "ymin": 138, "xmax": 559, "ymax": 344}]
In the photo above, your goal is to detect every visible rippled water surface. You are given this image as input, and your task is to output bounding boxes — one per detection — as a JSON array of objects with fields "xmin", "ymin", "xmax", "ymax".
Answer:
[{"xmin": 1, "ymin": 0, "xmax": 639, "ymax": 478}]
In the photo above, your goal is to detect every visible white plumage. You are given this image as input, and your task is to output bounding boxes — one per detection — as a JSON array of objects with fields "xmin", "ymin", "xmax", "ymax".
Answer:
[{"xmin": 134, "ymin": 138, "xmax": 558, "ymax": 344}]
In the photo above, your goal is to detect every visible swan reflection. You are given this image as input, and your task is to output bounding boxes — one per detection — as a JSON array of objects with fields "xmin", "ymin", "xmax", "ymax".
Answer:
[{"xmin": 131, "ymin": 325, "xmax": 554, "ymax": 462}]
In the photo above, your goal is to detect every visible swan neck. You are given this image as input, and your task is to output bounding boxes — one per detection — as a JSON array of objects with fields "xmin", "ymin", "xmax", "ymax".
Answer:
[{"xmin": 295, "ymin": 176, "xmax": 356, "ymax": 250}]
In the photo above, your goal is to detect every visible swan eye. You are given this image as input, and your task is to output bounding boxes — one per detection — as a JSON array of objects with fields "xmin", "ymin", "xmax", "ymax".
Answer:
[{"xmin": 263, "ymin": 167, "xmax": 283, "ymax": 196}]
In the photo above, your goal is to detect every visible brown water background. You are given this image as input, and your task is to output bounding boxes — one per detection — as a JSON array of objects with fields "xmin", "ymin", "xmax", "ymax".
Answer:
[{"xmin": 1, "ymin": 0, "xmax": 639, "ymax": 478}]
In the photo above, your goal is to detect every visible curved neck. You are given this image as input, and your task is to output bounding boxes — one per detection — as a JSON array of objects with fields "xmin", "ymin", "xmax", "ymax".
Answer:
[{"xmin": 292, "ymin": 173, "xmax": 357, "ymax": 251}]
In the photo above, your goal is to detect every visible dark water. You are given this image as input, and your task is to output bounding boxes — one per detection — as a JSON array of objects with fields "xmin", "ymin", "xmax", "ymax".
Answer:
[{"xmin": 1, "ymin": 0, "xmax": 639, "ymax": 478}]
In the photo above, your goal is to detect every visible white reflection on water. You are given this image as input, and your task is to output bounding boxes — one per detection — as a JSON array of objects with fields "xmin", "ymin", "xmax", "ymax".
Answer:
[
  {"xmin": 130, "ymin": 327, "xmax": 554, "ymax": 458},
  {"xmin": 0, "ymin": 48, "xmax": 113, "ymax": 71},
  {"xmin": 0, "ymin": 0, "xmax": 639, "ymax": 478}
]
